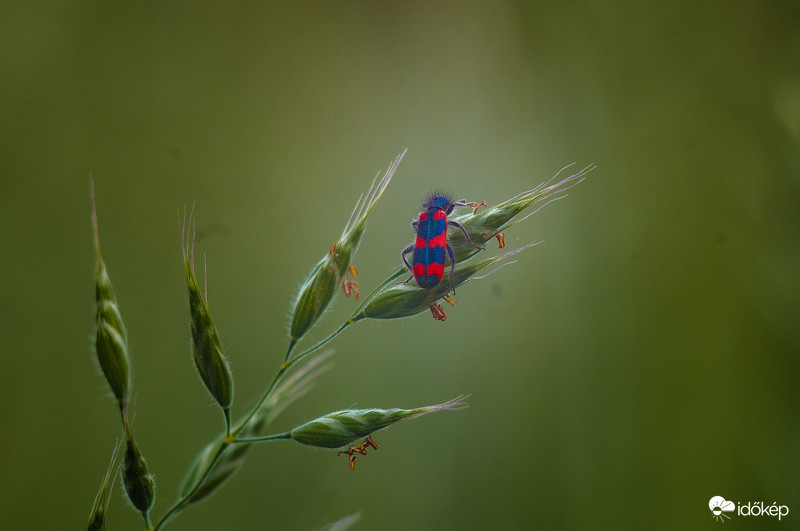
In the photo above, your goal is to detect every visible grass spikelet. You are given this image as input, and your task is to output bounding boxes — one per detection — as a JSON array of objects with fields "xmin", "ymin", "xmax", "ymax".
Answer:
[
  {"xmin": 449, "ymin": 163, "xmax": 596, "ymax": 261},
  {"xmin": 121, "ymin": 428, "xmax": 155, "ymax": 526},
  {"xmin": 91, "ymin": 182, "xmax": 130, "ymax": 417},
  {"xmin": 181, "ymin": 207, "xmax": 234, "ymax": 434},
  {"xmin": 287, "ymin": 395, "xmax": 469, "ymax": 449},
  {"xmin": 287, "ymin": 149, "xmax": 406, "ymax": 360},
  {"xmin": 86, "ymin": 438, "xmax": 123, "ymax": 531},
  {"xmin": 354, "ymin": 244, "xmax": 538, "ymax": 321}
]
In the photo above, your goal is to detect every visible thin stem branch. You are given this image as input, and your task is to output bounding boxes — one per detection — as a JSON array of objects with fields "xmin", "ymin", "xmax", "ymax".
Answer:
[{"xmin": 231, "ymin": 432, "xmax": 292, "ymax": 444}]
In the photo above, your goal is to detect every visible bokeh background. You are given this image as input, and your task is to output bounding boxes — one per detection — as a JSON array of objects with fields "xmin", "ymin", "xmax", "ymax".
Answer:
[{"xmin": 2, "ymin": 1, "xmax": 799, "ymax": 529}]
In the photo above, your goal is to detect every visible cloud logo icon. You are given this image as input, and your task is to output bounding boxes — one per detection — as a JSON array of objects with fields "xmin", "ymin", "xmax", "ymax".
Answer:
[{"xmin": 709, "ymin": 496, "xmax": 735, "ymax": 522}]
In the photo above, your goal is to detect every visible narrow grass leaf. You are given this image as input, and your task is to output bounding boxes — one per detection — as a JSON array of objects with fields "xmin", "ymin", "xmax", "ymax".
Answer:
[{"xmin": 177, "ymin": 438, "xmax": 239, "ymax": 505}]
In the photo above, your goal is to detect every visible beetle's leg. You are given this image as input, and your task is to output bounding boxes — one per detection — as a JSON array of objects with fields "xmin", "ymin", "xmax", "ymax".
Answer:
[
  {"xmin": 453, "ymin": 199, "xmax": 486, "ymax": 214},
  {"xmin": 399, "ymin": 244, "xmax": 415, "ymax": 285},
  {"xmin": 449, "ymin": 220, "xmax": 485, "ymax": 251},
  {"xmin": 401, "ymin": 244, "xmax": 414, "ymax": 273},
  {"xmin": 446, "ymin": 243, "xmax": 457, "ymax": 295},
  {"xmin": 401, "ymin": 220, "xmax": 419, "ymax": 282}
]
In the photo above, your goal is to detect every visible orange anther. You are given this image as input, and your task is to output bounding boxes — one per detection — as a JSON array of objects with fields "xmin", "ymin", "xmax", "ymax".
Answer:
[
  {"xmin": 337, "ymin": 435, "xmax": 379, "ymax": 470},
  {"xmin": 342, "ymin": 279, "xmax": 360, "ymax": 299},
  {"xmin": 364, "ymin": 434, "xmax": 379, "ymax": 450},
  {"xmin": 429, "ymin": 302, "xmax": 447, "ymax": 321},
  {"xmin": 495, "ymin": 232, "xmax": 506, "ymax": 249},
  {"xmin": 442, "ymin": 294, "xmax": 456, "ymax": 306}
]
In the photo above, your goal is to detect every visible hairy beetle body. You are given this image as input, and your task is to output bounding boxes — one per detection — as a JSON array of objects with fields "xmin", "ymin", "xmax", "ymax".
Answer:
[{"xmin": 402, "ymin": 194, "xmax": 484, "ymax": 294}]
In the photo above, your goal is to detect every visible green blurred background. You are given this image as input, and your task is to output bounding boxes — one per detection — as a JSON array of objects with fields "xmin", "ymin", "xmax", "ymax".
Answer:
[{"xmin": 1, "ymin": 1, "xmax": 798, "ymax": 529}]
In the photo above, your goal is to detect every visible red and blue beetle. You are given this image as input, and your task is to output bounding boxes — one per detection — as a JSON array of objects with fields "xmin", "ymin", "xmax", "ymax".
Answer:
[{"xmin": 402, "ymin": 194, "xmax": 486, "ymax": 293}]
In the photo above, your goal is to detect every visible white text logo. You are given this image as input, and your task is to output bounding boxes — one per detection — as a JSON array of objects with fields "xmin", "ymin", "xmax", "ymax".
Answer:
[{"xmin": 709, "ymin": 495, "xmax": 789, "ymax": 523}]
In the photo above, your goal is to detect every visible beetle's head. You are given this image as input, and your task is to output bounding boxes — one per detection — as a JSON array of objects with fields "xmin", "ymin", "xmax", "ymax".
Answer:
[{"xmin": 423, "ymin": 194, "xmax": 454, "ymax": 213}]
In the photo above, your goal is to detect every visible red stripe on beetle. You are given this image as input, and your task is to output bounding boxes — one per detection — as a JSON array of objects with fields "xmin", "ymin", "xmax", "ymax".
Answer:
[
  {"xmin": 428, "ymin": 232, "xmax": 446, "ymax": 248},
  {"xmin": 426, "ymin": 262, "xmax": 445, "ymax": 278},
  {"xmin": 413, "ymin": 263, "xmax": 426, "ymax": 277}
]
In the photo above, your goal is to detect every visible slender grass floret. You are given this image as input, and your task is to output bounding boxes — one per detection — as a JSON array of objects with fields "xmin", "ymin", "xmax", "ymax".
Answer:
[
  {"xmin": 181, "ymin": 207, "xmax": 235, "ymax": 435},
  {"xmin": 286, "ymin": 149, "xmax": 407, "ymax": 360},
  {"xmin": 91, "ymin": 182, "xmax": 130, "ymax": 419}
]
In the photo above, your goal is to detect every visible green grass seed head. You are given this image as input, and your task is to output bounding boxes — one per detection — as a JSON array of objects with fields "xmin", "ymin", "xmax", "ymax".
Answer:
[
  {"xmin": 352, "ymin": 164, "xmax": 592, "ymax": 322},
  {"xmin": 354, "ymin": 244, "xmax": 537, "ymax": 321},
  {"xmin": 289, "ymin": 395, "xmax": 469, "ymax": 449},
  {"xmin": 86, "ymin": 438, "xmax": 122, "ymax": 531},
  {"xmin": 84, "ymin": 159, "xmax": 590, "ymax": 526},
  {"xmin": 181, "ymin": 208, "xmax": 234, "ymax": 429},
  {"xmin": 122, "ymin": 431, "xmax": 155, "ymax": 521},
  {"xmin": 94, "ymin": 298, "xmax": 130, "ymax": 409},
  {"xmin": 287, "ymin": 150, "xmax": 406, "ymax": 358},
  {"xmin": 91, "ymin": 183, "xmax": 130, "ymax": 410},
  {"xmin": 288, "ymin": 251, "xmax": 342, "ymax": 353},
  {"xmin": 449, "ymin": 163, "xmax": 595, "ymax": 261}
]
